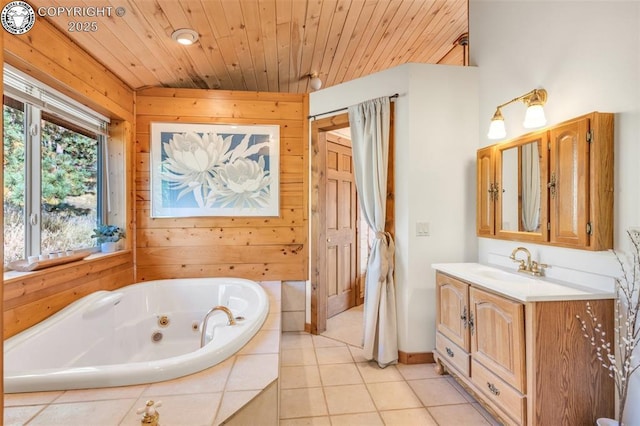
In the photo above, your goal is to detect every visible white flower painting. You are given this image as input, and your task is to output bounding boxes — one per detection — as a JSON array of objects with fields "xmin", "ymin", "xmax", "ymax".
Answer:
[{"xmin": 150, "ymin": 123, "xmax": 279, "ymax": 217}]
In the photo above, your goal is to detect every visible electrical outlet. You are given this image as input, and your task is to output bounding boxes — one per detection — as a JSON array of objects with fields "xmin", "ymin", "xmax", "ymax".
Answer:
[{"xmin": 416, "ymin": 222, "xmax": 430, "ymax": 236}]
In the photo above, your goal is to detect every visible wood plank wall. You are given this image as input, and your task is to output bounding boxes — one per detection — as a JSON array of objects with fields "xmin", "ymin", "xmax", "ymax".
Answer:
[
  {"xmin": 135, "ymin": 88, "xmax": 308, "ymax": 282},
  {"xmin": 3, "ymin": 19, "xmax": 136, "ymax": 338}
]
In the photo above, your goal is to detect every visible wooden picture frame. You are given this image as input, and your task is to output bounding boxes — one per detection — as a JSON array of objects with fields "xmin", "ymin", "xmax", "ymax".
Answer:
[{"xmin": 150, "ymin": 122, "xmax": 280, "ymax": 217}]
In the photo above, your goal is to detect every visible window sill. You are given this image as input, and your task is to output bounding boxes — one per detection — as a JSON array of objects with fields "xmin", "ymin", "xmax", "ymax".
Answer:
[{"xmin": 3, "ymin": 249, "xmax": 132, "ymax": 285}]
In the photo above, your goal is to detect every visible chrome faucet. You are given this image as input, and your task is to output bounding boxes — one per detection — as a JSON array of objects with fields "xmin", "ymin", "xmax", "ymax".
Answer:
[
  {"xmin": 200, "ymin": 305, "xmax": 236, "ymax": 348},
  {"xmin": 509, "ymin": 246, "xmax": 548, "ymax": 276}
]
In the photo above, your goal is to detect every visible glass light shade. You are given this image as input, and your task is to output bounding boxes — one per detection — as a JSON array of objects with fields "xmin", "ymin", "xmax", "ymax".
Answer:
[
  {"xmin": 310, "ymin": 76, "xmax": 322, "ymax": 91},
  {"xmin": 523, "ymin": 105, "xmax": 547, "ymax": 128},
  {"xmin": 487, "ymin": 118, "xmax": 506, "ymax": 139}
]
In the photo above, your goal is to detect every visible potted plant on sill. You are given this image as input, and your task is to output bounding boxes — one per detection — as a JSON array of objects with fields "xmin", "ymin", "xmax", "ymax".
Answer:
[
  {"xmin": 578, "ymin": 230, "xmax": 640, "ymax": 426},
  {"xmin": 91, "ymin": 224, "xmax": 125, "ymax": 253}
]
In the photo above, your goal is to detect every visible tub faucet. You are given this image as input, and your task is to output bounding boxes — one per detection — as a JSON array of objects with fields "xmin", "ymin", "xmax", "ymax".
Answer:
[
  {"xmin": 200, "ymin": 305, "xmax": 236, "ymax": 348},
  {"xmin": 509, "ymin": 246, "xmax": 547, "ymax": 276},
  {"xmin": 137, "ymin": 400, "xmax": 161, "ymax": 426}
]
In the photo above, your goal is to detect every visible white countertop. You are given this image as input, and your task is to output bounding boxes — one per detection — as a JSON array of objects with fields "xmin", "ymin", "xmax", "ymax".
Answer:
[{"xmin": 432, "ymin": 262, "xmax": 615, "ymax": 302}]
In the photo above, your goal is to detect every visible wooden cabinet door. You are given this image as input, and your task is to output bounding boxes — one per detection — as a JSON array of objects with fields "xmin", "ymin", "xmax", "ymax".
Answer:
[
  {"xmin": 549, "ymin": 117, "xmax": 590, "ymax": 248},
  {"xmin": 477, "ymin": 146, "xmax": 496, "ymax": 236},
  {"xmin": 436, "ymin": 273, "xmax": 470, "ymax": 351},
  {"xmin": 470, "ymin": 287, "xmax": 526, "ymax": 393}
]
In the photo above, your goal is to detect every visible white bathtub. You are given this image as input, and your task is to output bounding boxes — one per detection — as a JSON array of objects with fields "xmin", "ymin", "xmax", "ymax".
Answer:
[{"xmin": 4, "ymin": 277, "xmax": 269, "ymax": 393}]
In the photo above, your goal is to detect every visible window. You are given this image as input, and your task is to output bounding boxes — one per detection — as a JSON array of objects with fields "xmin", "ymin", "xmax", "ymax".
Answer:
[{"xmin": 3, "ymin": 66, "xmax": 109, "ymax": 264}]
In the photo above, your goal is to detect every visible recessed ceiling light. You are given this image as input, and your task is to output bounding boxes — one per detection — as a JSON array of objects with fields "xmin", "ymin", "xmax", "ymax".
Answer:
[{"xmin": 171, "ymin": 28, "xmax": 199, "ymax": 46}]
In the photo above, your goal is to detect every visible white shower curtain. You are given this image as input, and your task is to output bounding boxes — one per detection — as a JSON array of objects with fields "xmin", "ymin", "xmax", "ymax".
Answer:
[{"xmin": 348, "ymin": 97, "xmax": 398, "ymax": 367}]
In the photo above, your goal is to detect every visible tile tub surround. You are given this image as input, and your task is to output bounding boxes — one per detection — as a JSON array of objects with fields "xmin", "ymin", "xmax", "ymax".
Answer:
[
  {"xmin": 282, "ymin": 280, "xmax": 306, "ymax": 332},
  {"xmin": 4, "ymin": 281, "xmax": 281, "ymax": 426}
]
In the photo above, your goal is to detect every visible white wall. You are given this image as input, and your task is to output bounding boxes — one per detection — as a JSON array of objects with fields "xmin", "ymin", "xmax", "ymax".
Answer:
[
  {"xmin": 470, "ymin": 1, "xmax": 640, "ymax": 423},
  {"xmin": 309, "ymin": 63, "xmax": 478, "ymax": 354},
  {"xmin": 401, "ymin": 65, "xmax": 478, "ymax": 352}
]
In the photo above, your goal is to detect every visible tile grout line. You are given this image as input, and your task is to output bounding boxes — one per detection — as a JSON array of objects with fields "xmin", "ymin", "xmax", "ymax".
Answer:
[
  {"xmin": 208, "ymin": 355, "xmax": 235, "ymax": 425},
  {"xmin": 21, "ymin": 404, "xmax": 48, "ymax": 425},
  {"xmin": 311, "ymin": 332, "xmax": 334, "ymax": 421}
]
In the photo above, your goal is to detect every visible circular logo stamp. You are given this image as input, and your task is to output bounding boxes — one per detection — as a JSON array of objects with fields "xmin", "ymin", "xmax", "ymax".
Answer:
[{"xmin": 2, "ymin": 1, "xmax": 36, "ymax": 35}]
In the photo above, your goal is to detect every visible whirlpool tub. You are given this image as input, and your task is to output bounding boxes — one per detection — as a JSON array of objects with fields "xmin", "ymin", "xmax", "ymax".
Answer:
[{"xmin": 4, "ymin": 277, "xmax": 269, "ymax": 393}]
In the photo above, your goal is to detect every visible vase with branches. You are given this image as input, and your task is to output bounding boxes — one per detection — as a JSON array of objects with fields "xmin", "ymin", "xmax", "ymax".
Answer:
[{"xmin": 577, "ymin": 230, "xmax": 640, "ymax": 425}]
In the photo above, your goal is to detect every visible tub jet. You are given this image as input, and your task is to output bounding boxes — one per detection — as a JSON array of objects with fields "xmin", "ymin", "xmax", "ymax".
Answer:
[{"xmin": 158, "ymin": 315, "xmax": 170, "ymax": 327}]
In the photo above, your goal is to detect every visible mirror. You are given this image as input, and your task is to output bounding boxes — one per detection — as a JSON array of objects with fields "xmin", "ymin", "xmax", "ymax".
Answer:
[{"xmin": 496, "ymin": 132, "xmax": 548, "ymax": 242}]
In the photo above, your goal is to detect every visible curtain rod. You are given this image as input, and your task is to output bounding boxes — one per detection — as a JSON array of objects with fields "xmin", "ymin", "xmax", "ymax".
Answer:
[{"xmin": 308, "ymin": 93, "xmax": 399, "ymax": 120}]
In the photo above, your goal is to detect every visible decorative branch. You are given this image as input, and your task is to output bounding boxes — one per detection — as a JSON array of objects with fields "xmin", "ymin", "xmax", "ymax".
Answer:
[{"xmin": 577, "ymin": 230, "xmax": 640, "ymax": 424}]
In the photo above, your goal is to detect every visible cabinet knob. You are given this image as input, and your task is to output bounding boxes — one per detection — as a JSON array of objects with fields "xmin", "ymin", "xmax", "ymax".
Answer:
[
  {"xmin": 460, "ymin": 306, "xmax": 468, "ymax": 328},
  {"xmin": 548, "ymin": 172, "xmax": 557, "ymax": 198},
  {"xmin": 445, "ymin": 347, "xmax": 455, "ymax": 358},
  {"xmin": 488, "ymin": 183, "xmax": 499, "ymax": 201},
  {"xmin": 487, "ymin": 382, "xmax": 501, "ymax": 396}
]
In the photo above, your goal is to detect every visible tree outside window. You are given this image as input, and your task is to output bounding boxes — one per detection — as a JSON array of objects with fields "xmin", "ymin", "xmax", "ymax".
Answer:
[{"xmin": 3, "ymin": 96, "xmax": 102, "ymax": 264}]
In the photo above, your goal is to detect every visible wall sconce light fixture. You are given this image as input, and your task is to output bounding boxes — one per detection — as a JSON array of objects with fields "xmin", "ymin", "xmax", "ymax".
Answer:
[
  {"xmin": 309, "ymin": 72, "xmax": 322, "ymax": 91},
  {"xmin": 171, "ymin": 28, "xmax": 199, "ymax": 45},
  {"xmin": 487, "ymin": 88, "xmax": 548, "ymax": 139}
]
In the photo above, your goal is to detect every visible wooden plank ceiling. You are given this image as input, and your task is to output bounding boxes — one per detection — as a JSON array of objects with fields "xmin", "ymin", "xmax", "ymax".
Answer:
[{"xmin": 31, "ymin": 0, "xmax": 468, "ymax": 93}]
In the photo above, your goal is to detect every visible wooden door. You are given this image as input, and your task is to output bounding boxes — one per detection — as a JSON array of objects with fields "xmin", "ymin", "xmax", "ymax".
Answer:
[
  {"xmin": 477, "ymin": 145, "xmax": 496, "ymax": 236},
  {"xmin": 325, "ymin": 136, "xmax": 357, "ymax": 318},
  {"xmin": 549, "ymin": 117, "xmax": 590, "ymax": 248},
  {"xmin": 470, "ymin": 287, "xmax": 526, "ymax": 393},
  {"xmin": 436, "ymin": 272, "xmax": 470, "ymax": 351},
  {"xmin": 311, "ymin": 110, "xmax": 394, "ymax": 335}
]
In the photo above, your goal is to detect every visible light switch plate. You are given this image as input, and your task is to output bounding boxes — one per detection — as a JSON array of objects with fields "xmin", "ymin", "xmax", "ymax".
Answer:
[{"xmin": 416, "ymin": 222, "xmax": 430, "ymax": 236}]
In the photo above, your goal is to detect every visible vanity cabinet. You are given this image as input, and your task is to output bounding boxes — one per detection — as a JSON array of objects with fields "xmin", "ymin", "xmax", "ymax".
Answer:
[
  {"xmin": 435, "ymin": 273, "xmax": 471, "ymax": 375},
  {"xmin": 476, "ymin": 112, "xmax": 613, "ymax": 250},
  {"xmin": 434, "ymin": 270, "xmax": 614, "ymax": 426}
]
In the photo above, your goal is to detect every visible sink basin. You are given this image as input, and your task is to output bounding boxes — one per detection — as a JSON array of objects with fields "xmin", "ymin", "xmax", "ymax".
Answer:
[
  {"xmin": 432, "ymin": 262, "xmax": 615, "ymax": 302},
  {"xmin": 474, "ymin": 266, "xmax": 536, "ymax": 283}
]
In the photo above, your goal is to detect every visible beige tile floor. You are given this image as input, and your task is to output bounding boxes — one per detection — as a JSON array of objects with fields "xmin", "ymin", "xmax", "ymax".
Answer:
[
  {"xmin": 321, "ymin": 304, "xmax": 364, "ymax": 347},
  {"xmin": 280, "ymin": 306, "xmax": 501, "ymax": 426}
]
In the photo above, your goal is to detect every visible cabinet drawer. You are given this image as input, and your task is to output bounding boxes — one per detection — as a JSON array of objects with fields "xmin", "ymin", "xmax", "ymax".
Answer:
[
  {"xmin": 472, "ymin": 358, "xmax": 526, "ymax": 425},
  {"xmin": 436, "ymin": 332, "xmax": 470, "ymax": 377}
]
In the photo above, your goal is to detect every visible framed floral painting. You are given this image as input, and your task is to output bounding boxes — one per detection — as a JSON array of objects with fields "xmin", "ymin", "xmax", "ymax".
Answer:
[{"xmin": 150, "ymin": 122, "xmax": 280, "ymax": 217}]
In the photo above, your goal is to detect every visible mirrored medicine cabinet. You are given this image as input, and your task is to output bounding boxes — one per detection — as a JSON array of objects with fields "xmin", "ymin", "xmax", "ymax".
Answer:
[{"xmin": 477, "ymin": 111, "xmax": 614, "ymax": 251}]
